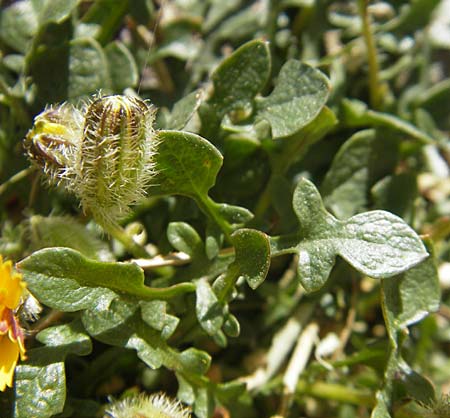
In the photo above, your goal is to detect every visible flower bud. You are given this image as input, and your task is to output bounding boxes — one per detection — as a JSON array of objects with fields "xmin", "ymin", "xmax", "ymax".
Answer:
[
  {"xmin": 75, "ymin": 95, "xmax": 157, "ymax": 226},
  {"xmin": 23, "ymin": 104, "xmax": 83, "ymax": 186}
]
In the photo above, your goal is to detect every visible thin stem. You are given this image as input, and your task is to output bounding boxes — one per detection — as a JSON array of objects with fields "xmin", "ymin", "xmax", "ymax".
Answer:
[
  {"xmin": 215, "ymin": 263, "xmax": 240, "ymax": 304},
  {"xmin": 0, "ymin": 166, "xmax": 35, "ymax": 196},
  {"xmin": 358, "ymin": 0, "xmax": 382, "ymax": 109},
  {"xmin": 103, "ymin": 222, "xmax": 151, "ymax": 259},
  {"xmin": 295, "ymin": 380, "xmax": 374, "ymax": 407},
  {"xmin": 195, "ymin": 195, "xmax": 232, "ymax": 243},
  {"xmin": 137, "ymin": 282, "xmax": 196, "ymax": 301},
  {"xmin": 29, "ymin": 309, "xmax": 65, "ymax": 335}
]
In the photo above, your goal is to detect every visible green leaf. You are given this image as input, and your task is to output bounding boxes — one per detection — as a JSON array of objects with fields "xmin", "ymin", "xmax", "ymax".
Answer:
[
  {"xmin": 382, "ymin": 239, "xmax": 440, "ymax": 332},
  {"xmin": 179, "ymin": 348, "xmax": 211, "ymax": 376},
  {"xmin": 150, "ymin": 130, "xmax": 223, "ymax": 198},
  {"xmin": 0, "ymin": 1, "xmax": 38, "ymax": 53},
  {"xmin": 341, "ymin": 99, "xmax": 434, "ymax": 144},
  {"xmin": 150, "ymin": 131, "xmax": 252, "ymax": 237},
  {"xmin": 68, "ymin": 37, "xmax": 111, "ymax": 99},
  {"xmin": 195, "ymin": 278, "xmax": 224, "ymax": 335},
  {"xmin": 29, "ymin": 215, "xmax": 114, "ymax": 261},
  {"xmin": 396, "ymin": 362, "xmax": 436, "ymax": 406},
  {"xmin": 371, "ymin": 173, "xmax": 418, "ymax": 222},
  {"xmin": 321, "ymin": 129, "xmax": 399, "ymax": 219},
  {"xmin": 26, "ymin": 25, "xmax": 110, "ymax": 107},
  {"xmin": 193, "ymin": 387, "xmax": 215, "ymax": 418},
  {"xmin": 140, "ymin": 300, "xmax": 180, "ymax": 340},
  {"xmin": 198, "ymin": 40, "xmax": 270, "ymax": 139},
  {"xmin": 104, "ymin": 40, "xmax": 138, "ymax": 91},
  {"xmin": 82, "ymin": 299, "xmax": 165, "ymax": 370},
  {"xmin": 169, "ymin": 89, "xmax": 203, "ymax": 130},
  {"xmin": 80, "ymin": 0, "xmax": 130, "ymax": 45},
  {"xmin": 25, "ymin": 19, "xmax": 72, "ymax": 107},
  {"xmin": 19, "ymin": 248, "xmax": 117, "ymax": 311},
  {"xmin": 31, "ymin": 0, "xmax": 80, "ymax": 26},
  {"xmin": 82, "ymin": 297, "xmax": 211, "ymax": 376},
  {"xmin": 214, "ymin": 203, "xmax": 253, "ymax": 226},
  {"xmin": 18, "ymin": 247, "xmax": 194, "ymax": 310},
  {"xmin": 208, "ymin": 39, "xmax": 271, "ymax": 118},
  {"xmin": 271, "ymin": 178, "xmax": 428, "ymax": 292},
  {"xmin": 14, "ymin": 321, "xmax": 92, "ymax": 418},
  {"xmin": 390, "ymin": 0, "xmax": 440, "ymax": 33},
  {"xmin": 203, "ymin": 0, "xmax": 240, "ymax": 32},
  {"xmin": 373, "ymin": 241, "xmax": 439, "ymax": 417},
  {"xmin": 255, "ymin": 60, "xmax": 330, "ymax": 138},
  {"xmin": 231, "ymin": 228, "xmax": 271, "ymax": 289},
  {"xmin": 414, "ymin": 79, "xmax": 450, "ymax": 130},
  {"xmin": 36, "ymin": 321, "xmax": 92, "ymax": 356},
  {"xmin": 14, "ymin": 362, "xmax": 66, "ymax": 418},
  {"xmin": 167, "ymin": 222, "xmax": 204, "ymax": 257},
  {"xmin": 268, "ymin": 106, "xmax": 337, "ymax": 179},
  {"xmin": 176, "ymin": 373, "xmax": 215, "ymax": 418},
  {"xmin": 223, "ymin": 313, "xmax": 240, "ymax": 337}
]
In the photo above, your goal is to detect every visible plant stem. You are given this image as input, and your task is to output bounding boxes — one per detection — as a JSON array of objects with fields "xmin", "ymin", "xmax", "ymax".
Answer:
[
  {"xmin": 0, "ymin": 166, "xmax": 35, "ymax": 196},
  {"xmin": 195, "ymin": 195, "xmax": 232, "ymax": 242},
  {"xmin": 215, "ymin": 263, "xmax": 240, "ymax": 304},
  {"xmin": 295, "ymin": 380, "xmax": 374, "ymax": 407},
  {"xmin": 358, "ymin": 0, "xmax": 382, "ymax": 109},
  {"xmin": 137, "ymin": 282, "xmax": 196, "ymax": 301},
  {"xmin": 103, "ymin": 222, "xmax": 151, "ymax": 259}
]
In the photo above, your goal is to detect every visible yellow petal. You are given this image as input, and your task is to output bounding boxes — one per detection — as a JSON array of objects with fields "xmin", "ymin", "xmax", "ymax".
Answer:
[
  {"xmin": 0, "ymin": 257, "xmax": 12, "ymax": 290},
  {"xmin": 0, "ymin": 334, "xmax": 19, "ymax": 391},
  {"xmin": 0, "ymin": 256, "xmax": 26, "ymax": 310},
  {"xmin": 4, "ymin": 272, "xmax": 26, "ymax": 310}
]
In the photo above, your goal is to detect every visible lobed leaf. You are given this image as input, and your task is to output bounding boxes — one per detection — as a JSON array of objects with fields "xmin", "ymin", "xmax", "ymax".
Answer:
[
  {"xmin": 271, "ymin": 178, "xmax": 428, "ymax": 292},
  {"xmin": 255, "ymin": 60, "xmax": 330, "ymax": 138}
]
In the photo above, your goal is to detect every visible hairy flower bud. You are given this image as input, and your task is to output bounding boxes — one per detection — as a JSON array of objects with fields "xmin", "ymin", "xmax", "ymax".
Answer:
[
  {"xmin": 23, "ymin": 95, "xmax": 158, "ymax": 228},
  {"xmin": 75, "ymin": 95, "xmax": 157, "ymax": 225},
  {"xmin": 23, "ymin": 104, "xmax": 83, "ymax": 186}
]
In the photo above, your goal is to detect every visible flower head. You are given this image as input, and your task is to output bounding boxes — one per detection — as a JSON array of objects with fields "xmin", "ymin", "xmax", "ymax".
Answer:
[
  {"xmin": 24, "ymin": 95, "xmax": 158, "ymax": 229},
  {"xmin": 0, "ymin": 256, "xmax": 27, "ymax": 391},
  {"xmin": 23, "ymin": 103, "xmax": 83, "ymax": 187}
]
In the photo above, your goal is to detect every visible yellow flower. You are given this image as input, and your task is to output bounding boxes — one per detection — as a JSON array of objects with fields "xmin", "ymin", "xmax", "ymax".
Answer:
[{"xmin": 0, "ymin": 256, "xmax": 27, "ymax": 391}]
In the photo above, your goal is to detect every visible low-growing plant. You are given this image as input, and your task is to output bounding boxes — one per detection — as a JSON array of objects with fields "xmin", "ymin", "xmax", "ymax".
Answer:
[{"xmin": 0, "ymin": 1, "xmax": 449, "ymax": 417}]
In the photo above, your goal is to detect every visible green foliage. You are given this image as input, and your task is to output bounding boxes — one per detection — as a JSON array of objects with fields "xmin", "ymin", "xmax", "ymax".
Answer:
[{"xmin": 1, "ymin": 1, "xmax": 449, "ymax": 418}]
